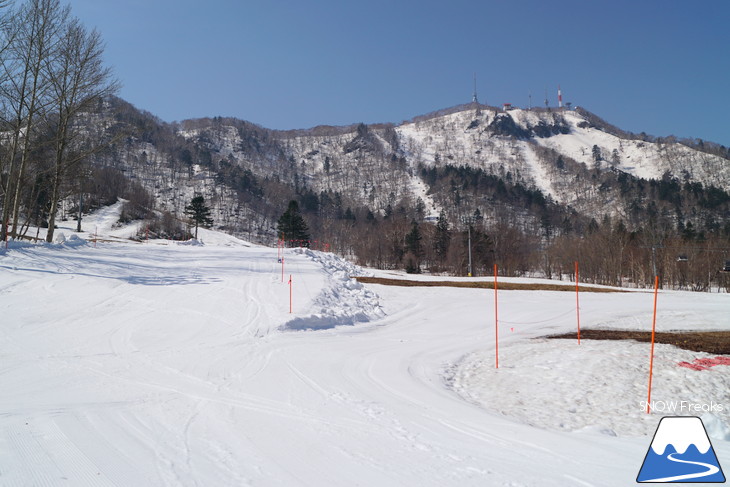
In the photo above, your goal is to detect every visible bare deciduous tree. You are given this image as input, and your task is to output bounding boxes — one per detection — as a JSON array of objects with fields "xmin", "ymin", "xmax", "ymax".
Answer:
[
  {"xmin": 1, "ymin": 0, "xmax": 68, "ymax": 240},
  {"xmin": 0, "ymin": 0, "xmax": 117, "ymax": 242},
  {"xmin": 44, "ymin": 18, "xmax": 118, "ymax": 242}
]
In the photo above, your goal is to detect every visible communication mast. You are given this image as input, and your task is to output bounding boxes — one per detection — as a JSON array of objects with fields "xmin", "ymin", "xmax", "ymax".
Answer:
[
  {"xmin": 472, "ymin": 73, "xmax": 481, "ymax": 116},
  {"xmin": 558, "ymin": 85, "xmax": 563, "ymax": 108},
  {"xmin": 472, "ymin": 73, "xmax": 478, "ymax": 104}
]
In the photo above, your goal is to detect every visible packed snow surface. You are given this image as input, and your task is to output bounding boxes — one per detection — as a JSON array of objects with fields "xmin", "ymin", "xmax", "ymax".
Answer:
[{"xmin": 1, "ymin": 208, "xmax": 728, "ymax": 486}]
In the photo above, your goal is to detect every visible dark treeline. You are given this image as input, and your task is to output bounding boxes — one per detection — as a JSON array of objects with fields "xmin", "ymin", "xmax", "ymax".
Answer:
[{"xmin": 285, "ymin": 163, "xmax": 730, "ymax": 292}]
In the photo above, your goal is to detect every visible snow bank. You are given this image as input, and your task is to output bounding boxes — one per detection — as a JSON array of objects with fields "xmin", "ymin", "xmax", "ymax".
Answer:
[
  {"xmin": 0, "ymin": 233, "xmax": 87, "ymax": 253},
  {"xmin": 56, "ymin": 233, "xmax": 87, "ymax": 248},
  {"xmin": 281, "ymin": 249, "xmax": 384, "ymax": 331},
  {"xmin": 703, "ymin": 412, "xmax": 730, "ymax": 442},
  {"xmin": 446, "ymin": 338, "xmax": 730, "ymax": 440},
  {"xmin": 0, "ymin": 239, "xmax": 36, "ymax": 253},
  {"xmin": 174, "ymin": 238, "xmax": 205, "ymax": 246}
]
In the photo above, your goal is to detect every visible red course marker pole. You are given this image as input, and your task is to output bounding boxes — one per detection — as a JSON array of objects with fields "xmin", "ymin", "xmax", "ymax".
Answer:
[
  {"xmin": 646, "ymin": 275, "xmax": 659, "ymax": 414},
  {"xmin": 288, "ymin": 275, "xmax": 293, "ymax": 313},
  {"xmin": 575, "ymin": 261, "xmax": 581, "ymax": 345},
  {"xmin": 494, "ymin": 263, "xmax": 499, "ymax": 369},
  {"xmin": 281, "ymin": 257, "xmax": 285, "ymax": 283}
]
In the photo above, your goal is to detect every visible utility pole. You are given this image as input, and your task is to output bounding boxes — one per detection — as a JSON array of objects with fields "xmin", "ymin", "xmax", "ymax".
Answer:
[
  {"xmin": 461, "ymin": 215, "xmax": 476, "ymax": 277},
  {"xmin": 467, "ymin": 224, "xmax": 473, "ymax": 277},
  {"xmin": 77, "ymin": 192, "xmax": 83, "ymax": 232}
]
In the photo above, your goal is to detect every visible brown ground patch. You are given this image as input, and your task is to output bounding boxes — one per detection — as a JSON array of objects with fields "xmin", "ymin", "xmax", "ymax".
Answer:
[
  {"xmin": 547, "ymin": 329, "xmax": 730, "ymax": 355},
  {"xmin": 354, "ymin": 276, "xmax": 625, "ymax": 293}
]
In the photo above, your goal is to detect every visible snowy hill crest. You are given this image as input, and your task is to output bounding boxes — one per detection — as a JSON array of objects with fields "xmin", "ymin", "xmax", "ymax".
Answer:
[{"xmin": 87, "ymin": 97, "xmax": 730, "ymax": 246}]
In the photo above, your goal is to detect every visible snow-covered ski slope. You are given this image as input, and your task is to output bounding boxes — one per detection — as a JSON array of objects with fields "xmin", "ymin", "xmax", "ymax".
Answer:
[{"xmin": 1, "ymin": 212, "xmax": 728, "ymax": 486}]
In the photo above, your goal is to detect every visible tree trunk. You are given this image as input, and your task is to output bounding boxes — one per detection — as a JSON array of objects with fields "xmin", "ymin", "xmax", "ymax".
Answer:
[{"xmin": 46, "ymin": 162, "xmax": 63, "ymax": 242}]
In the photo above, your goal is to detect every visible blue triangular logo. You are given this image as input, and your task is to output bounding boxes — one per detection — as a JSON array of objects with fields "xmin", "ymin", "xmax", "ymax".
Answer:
[{"xmin": 637, "ymin": 416, "xmax": 726, "ymax": 483}]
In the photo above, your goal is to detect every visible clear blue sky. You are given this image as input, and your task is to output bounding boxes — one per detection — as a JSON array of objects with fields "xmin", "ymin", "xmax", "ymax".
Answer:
[{"xmin": 68, "ymin": 0, "xmax": 730, "ymax": 147}]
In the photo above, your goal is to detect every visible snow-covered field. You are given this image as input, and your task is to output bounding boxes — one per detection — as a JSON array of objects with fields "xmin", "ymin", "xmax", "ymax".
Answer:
[{"xmin": 1, "ymin": 207, "xmax": 728, "ymax": 486}]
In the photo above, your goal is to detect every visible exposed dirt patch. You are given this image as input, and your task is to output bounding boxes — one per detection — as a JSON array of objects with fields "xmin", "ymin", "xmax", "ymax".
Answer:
[
  {"xmin": 547, "ymin": 329, "xmax": 730, "ymax": 355},
  {"xmin": 354, "ymin": 276, "xmax": 625, "ymax": 293}
]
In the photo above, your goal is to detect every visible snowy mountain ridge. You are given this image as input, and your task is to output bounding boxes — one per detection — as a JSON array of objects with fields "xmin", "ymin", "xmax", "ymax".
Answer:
[
  {"xmin": 398, "ymin": 106, "xmax": 730, "ymax": 194},
  {"xmin": 177, "ymin": 104, "xmax": 730, "ymax": 209},
  {"xmin": 89, "ymin": 97, "xmax": 730, "ymax": 244}
]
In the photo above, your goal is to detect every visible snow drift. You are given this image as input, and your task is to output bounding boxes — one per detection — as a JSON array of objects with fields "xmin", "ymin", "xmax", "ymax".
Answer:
[{"xmin": 281, "ymin": 248, "xmax": 384, "ymax": 330}]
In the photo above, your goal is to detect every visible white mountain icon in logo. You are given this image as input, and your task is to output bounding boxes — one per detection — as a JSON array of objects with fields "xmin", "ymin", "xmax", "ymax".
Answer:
[{"xmin": 637, "ymin": 416, "xmax": 725, "ymax": 483}]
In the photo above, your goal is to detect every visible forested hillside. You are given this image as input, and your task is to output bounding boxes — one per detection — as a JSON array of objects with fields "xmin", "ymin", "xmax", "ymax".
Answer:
[{"xmin": 2, "ymin": 1, "xmax": 729, "ymax": 291}]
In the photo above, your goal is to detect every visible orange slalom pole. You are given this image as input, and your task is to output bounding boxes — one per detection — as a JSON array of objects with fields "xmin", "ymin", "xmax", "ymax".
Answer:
[
  {"xmin": 575, "ymin": 261, "xmax": 581, "ymax": 345},
  {"xmin": 288, "ymin": 275, "xmax": 293, "ymax": 313},
  {"xmin": 646, "ymin": 275, "xmax": 659, "ymax": 414},
  {"xmin": 281, "ymin": 257, "xmax": 285, "ymax": 283},
  {"xmin": 494, "ymin": 263, "xmax": 499, "ymax": 369}
]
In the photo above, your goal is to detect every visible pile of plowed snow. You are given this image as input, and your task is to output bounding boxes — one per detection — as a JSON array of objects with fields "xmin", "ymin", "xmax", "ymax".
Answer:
[{"xmin": 281, "ymin": 248, "xmax": 384, "ymax": 330}]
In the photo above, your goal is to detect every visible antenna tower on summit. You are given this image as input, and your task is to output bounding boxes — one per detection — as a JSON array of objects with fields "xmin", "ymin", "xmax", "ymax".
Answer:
[
  {"xmin": 472, "ymin": 73, "xmax": 478, "ymax": 103},
  {"xmin": 558, "ymin": 85, "xmax": 563, "ymax": 108},
  {"xmin": 472, "ymin": 73, "xmax": 481, "ymax": 116}
]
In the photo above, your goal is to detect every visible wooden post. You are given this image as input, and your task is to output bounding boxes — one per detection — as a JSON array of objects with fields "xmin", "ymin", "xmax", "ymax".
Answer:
[
  {"xmin": 494, "ymin": 263, "xmax": 499, "ymax": 369},
  {"xmin": 575, "ymin": 261, "xmax": 581, "ymax": 345},
  {"xmin": 646, "ymin": 275, "xmax": 659, "ymax": 414}
]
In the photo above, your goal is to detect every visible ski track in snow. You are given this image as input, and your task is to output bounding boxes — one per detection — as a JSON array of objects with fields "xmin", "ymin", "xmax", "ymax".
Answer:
[{"xmin": 1, "ymin": 212, "xmax": 729, "ymax": 486}]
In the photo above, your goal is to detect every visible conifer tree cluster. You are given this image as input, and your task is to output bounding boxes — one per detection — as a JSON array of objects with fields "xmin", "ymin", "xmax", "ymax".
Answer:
[
  {"xmin": 184, "ymin": 195, "xmax": 213, "ymax": 239},
  {"xmin": 277, "ymin": 200, "xmax": 311, "ymax": 246}
]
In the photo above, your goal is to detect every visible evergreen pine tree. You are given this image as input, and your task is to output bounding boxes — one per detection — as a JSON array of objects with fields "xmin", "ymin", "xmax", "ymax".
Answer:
[
  {"xmin": 184, "ymin": 195, "xmax": 213, "ymax": 239},
  {"xmin": 592, "ymin": 144, "xmax": 602, "ymax": 164},
  {"xmin": 433, "ymin": 210, "xmax": 451, "ymax": 261},
  {"xmin": 343, "ymin": 207, "xmax": 356, "ymax": 221},
  {"xmin": 278, "ymin": 200, "xmax": 311, "ymax": 246},
  {"xmin": 404, "ymin": 220, "xmax": 423, "ymax": 273},
  {"xmin": 405, "ymin": 220, "xmax": 423, "ymax": 257},
  {"xmin": 366, "ymin": 209, "xmax": 376, "ymax": 223}
]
